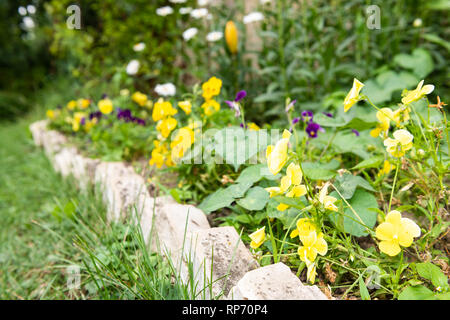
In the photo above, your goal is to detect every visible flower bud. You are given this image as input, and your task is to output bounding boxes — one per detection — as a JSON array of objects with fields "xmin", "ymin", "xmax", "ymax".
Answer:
[{"xmin": 225, "ymin": 21, "xmax": 238, "ymax": 54}]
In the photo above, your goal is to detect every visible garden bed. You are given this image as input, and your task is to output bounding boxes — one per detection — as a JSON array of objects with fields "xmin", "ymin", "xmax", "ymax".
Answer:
[{"xmin": 29, "ymin": 119, "xmax": 329, "ymax": 300}]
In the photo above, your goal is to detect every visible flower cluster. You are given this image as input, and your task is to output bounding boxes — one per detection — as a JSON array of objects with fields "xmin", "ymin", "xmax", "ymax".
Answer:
[{"xmin": 201, "ymin": 76, "xmax": 222, "ymax": 116}]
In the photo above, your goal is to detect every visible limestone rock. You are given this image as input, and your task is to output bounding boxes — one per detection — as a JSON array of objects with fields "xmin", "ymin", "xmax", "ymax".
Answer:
[
  {"xmin": 29, "ymin": 120, "xmax": 48, "ymax": 147},
  {"xmin": 94, "ymin": 162, "xmax": 150, "ymax": 222},
  {"xmin": 227, "ymin": 262, "xmax": 328, "ymax": 300},
  {"xmin": 41, "ymin": 129, "xmax": 68, "ymax": 157},
  {"xmin": 153, "ymin": 202, "xmax": 210, "ymax": 257},
  {"xmin": 71, "ymin": 154, "xmax": 100, "ymax": 190},
  {"xmin": 183, "ymin": 226, "xmax": 258, "ymax": 299},
  {"xmin": 52, "ymin": 147, "xmax": 78, "ymax": 178}
]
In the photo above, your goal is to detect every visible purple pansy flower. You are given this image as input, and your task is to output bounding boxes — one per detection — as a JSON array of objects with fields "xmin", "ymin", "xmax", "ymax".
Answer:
[
  {"xmin": 301, "ymin": 110, "xmax": 314, "ymax": 123},
  {"xmin": 305, "ymin": 122, "xmax": 324, "ymax": 138},
  {"xmin": 226, "ymin": 90, "xmax": 247, "ymax": 118},
  {"xmin": 89, "ymin": 111, "xmax": 103, "ymax": 120},
  {"xmin": 323, "ymin": 112, "xmax": 333, "ymax": 118},
  {"xmin": 101, "ymin": 93, "xmax": 108, "ymax": 99},
  {"xmin": 292, "ymin": 117, "xmax": 300, "ymax": 125},
  {"xmin": 80, "ymin": 117, "xmax": 86, "ymax": 126},
  {"xmin": 352, "ymin": 129, "xmax": 360, "ymax": 137}
]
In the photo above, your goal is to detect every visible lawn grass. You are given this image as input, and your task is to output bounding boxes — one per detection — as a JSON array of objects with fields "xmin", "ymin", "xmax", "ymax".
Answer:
[{"xmin": 0, "ymin": 81, "xmax": 197, "ymax": 300}]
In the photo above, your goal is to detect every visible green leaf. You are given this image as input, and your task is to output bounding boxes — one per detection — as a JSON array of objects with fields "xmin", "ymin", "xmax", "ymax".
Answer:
[
  {"xmin": 236, "ymin": 187, "xmax": 270, "ymax": 211},
  {"xmin": 398, "ymin": 285, "xmax": 436, "ymax": 300},
  {"xmin": 394, "ymin": 48, "xmax": 434, "ymax": 79},
  {"xmin": 235, "ymin": 164, "xmax": 265, "ymax": 185},
  {"xmin": 301, "ymin": 160, "xmax": 339, "ymax": 180},
  {"xmin": 198, "ymin": 189, "xmax": 235, "ymax": 214},
  {"xmin": 225, "ymin": 182, "xmax": 253, "ymax": 198},
  {"xmin": 352, "ymin": 156, "xmax": 384, "ymax": 170},
  {"xmin": 359, "ymin": 278, "xmax": 371, "ymax": 300},
  {"xmin": 334, "ymin": 173, "xmax": 375, "ymax": 199},
  {"xmin": 415, "ymin": 263, "xmax": 449, "ymax": 290},
  {"xmin": 329, "ymin": 189, "xmax": 378, "ymax": 237}
]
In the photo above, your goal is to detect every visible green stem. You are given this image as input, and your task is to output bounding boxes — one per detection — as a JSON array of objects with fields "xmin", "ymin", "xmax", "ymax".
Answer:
[{"xmin": 388, "ymin": 159, "xmax": 400, "ymax": 213}]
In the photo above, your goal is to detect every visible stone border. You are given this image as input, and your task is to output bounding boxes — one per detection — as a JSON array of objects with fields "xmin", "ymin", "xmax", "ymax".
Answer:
[{"xmin": 29, "ymin": 120, "xmax": 329, "ymax": 300}]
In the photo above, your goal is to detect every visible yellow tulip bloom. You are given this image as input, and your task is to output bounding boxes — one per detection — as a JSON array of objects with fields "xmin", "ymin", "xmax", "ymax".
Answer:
[
  {"xmin": 298, "ymin": 230, "xmax": 328, "ymax": 263},
  {"xmin": 98, "ymin": 98, "xmax": 113, "ymax": 115},
  {"xmin": 375, "ymin": 210, "xmax": 421, "ymax": 256},
  {"xmin": 202, "ymin": 77, "xmax": 222, "ymax": 101},
  {"xmin": 266, "ymin": 129, "xmax": 291, "ymax": 176},
  {"xmin": 318, "ymin": 182, "xmax": 338, "ymax": 212},
  {"xmin": 401, "ymin": 80, "xmax": 434, "ymax": 105},
  {"xmin": 178, "ymin": 100, "xmax": 192, "ymax": 115},
  {"xmin": 132, "ymin": 92, "xmax": 148, "ymax": 107},
  {"xmin": 290, "ymin": 218, "xmax": 317, "ymax": 239},
  {"xmin": 344, "ymin": 78, "xmax": 365, "ymax": 112},
  {"xmin": 249, "ymin": 227, "xmax": 266, "ymax": 249},
  {"xmin": 384, "ymin": 129, "xmax": 413, "ymax": 158},
  {"xmin": 225, "ymin": 21, "xmax": 238, "ymax": 54}
]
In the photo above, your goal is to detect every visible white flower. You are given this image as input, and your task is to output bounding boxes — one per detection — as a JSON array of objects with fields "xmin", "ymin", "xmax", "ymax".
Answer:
[
  {"xmin": 183, "ymin": 28, "xmax": 198, "ymax": 41},
  {"xmin": 133, "ymin": 42, "xmax": 146, "ymax": 52},
  {"xmin": 169, "ymin": 0, "xmax": 187, "ymax": 3},
  {"xmin": 413, "ymin": 18, "xmax": 423, "ymax": 28},
  {"xmin": 206, "ymin": 31, "xmax": 223, "ymax": 42},
  {"xmin": 179, "ymin": 7, "xmax": 192, "ymax": 14},
  {"xmin": 243, "ymin": 12, "xmax": 264, "ymax": 24},
  {"xmin": 155, "ymin": 83, "xmax": 176, "ymax": 97},
  {"xmin": 126, "ymin": 59, "xmax": 140, "ymax": 75},
  {"xmin": 190, "ymin": 8, "xmax": 208, "ymax": 19},
  {"xmin": 22, "ymin": 17, "xmax": 35, "ymax": 29},
  {"xmin": 18, "ymin": 6, "xmax": 27, "ymax": 16},
  {"xmin": 156, "ymin": 6, "xmax": 174, "ymax": 16},
  {"xmin": 27, "ymin": 5, "xmax": 36, "ymax": 14},
  {"xmin": 197, "ymin": 0, "xmax": 211, "ymax": 6}
]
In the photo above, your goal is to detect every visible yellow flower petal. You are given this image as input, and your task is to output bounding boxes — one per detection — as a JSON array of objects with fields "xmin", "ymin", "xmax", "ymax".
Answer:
[{"xmin": 379, "ymin": 240, "xmax": 401, "ymax": 256}]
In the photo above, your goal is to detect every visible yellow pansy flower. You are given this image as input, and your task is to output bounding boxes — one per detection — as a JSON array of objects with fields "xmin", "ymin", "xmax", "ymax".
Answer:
[
  {"xmin": 280, "ymin": 163, "xmax": 302, "ymax": 192},
  {"xmin": 248, "ymin": 122, "xmax": 260, "ymax": 131},
  {"xmin": 393, "ymin": 105, "xmax": 411, "ymax": 123},
  {"xmin": 306, "ymin": 260, "xmax": 317, "ymax": 284},
  {"xmin": 171, "ymin": 127, "xmax": 195, "ymax": 159},
  {"xmin": 202, "ymin": 77, "xmax": 222, "ymax": 101},
  {"xmin": 67, "ymin": 100, "xmax": 77, "ymax": 110},
  {"xmin": 265, "ymin": 187, "xmax": 281, "ymax": 198},
  {"xmin": 46, "ymin": 109, "xmax": 57, "ymax": 120},
  {"xmin": 249, "ymin": 227, "xmax": 266, "ymax": 249},
  {"xmin": 384, "ymin": 129, "xmax": 413, "ymax": 158},
  {"xmin": 276, "ymin": 203, "xmax": 290, "ymax": 212},
  {"xmin": 152, "ymin": 98, "xmax": 177, "ymax": 122},
  {"xmin": 156, "ymin": 117, "xmax": 177, "ymax": 138},
  {"xmin": 78, "ymin": 98, "xmax": 90, "ymax": 109},
  {"xmin": 290, "ymin": 218, "xmax": 317, "ymax": 239},
  {"xmin": 318, "ymin": 182, "xmax": 338, "ymax": 212},
  {"xmin": 132, "ymin": 92, "xmax": 148, "ymax": 107},
  {"xmin": 378, "ymin": 160, "xmax": 395, "ymax": 177},
  {"xmin": 401, "ymin": 80, "xmax": 434, "ymax": 105},
  {"xmin": 298, "ymin": 230, "xmax": 328, "ymax": 263},
  {"xmin": 72, "ymin": 112, "xmax": 86, "ymax": 132},
  {"xmin": 149, "ymin": 149, "xmax": 165, "ymax": 168},
  {"xmin": 225, "ymin": 21, "xmax": 238, "ymax": 54},
  {"xmin": 370, "ymin": 107, "xmax": 396, "ymax": 138},
  {"xmin": 266, "ymin": 129, "xmax": 291, "ymax": 176},
  {"xmin": 178, "ymin": 100, "xmax": 192, "ymax": 115},
  {"xmin": 201, "ymin": 99, "xmax": 220, "ymax": 116},
  {"xmin": 375, "ymin": 210, "xmax": 421, "ymax": 256},
  {"xmin": 84, "ymin": 118, "xmax": 97, "ymax": 132},
  {"xmin": 344, "ymin": 78, "xmax": 365, "ymax": 112},
  {"xmin": 98, "ymin": 98, "xmax": 113, "ymax": 114}
]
